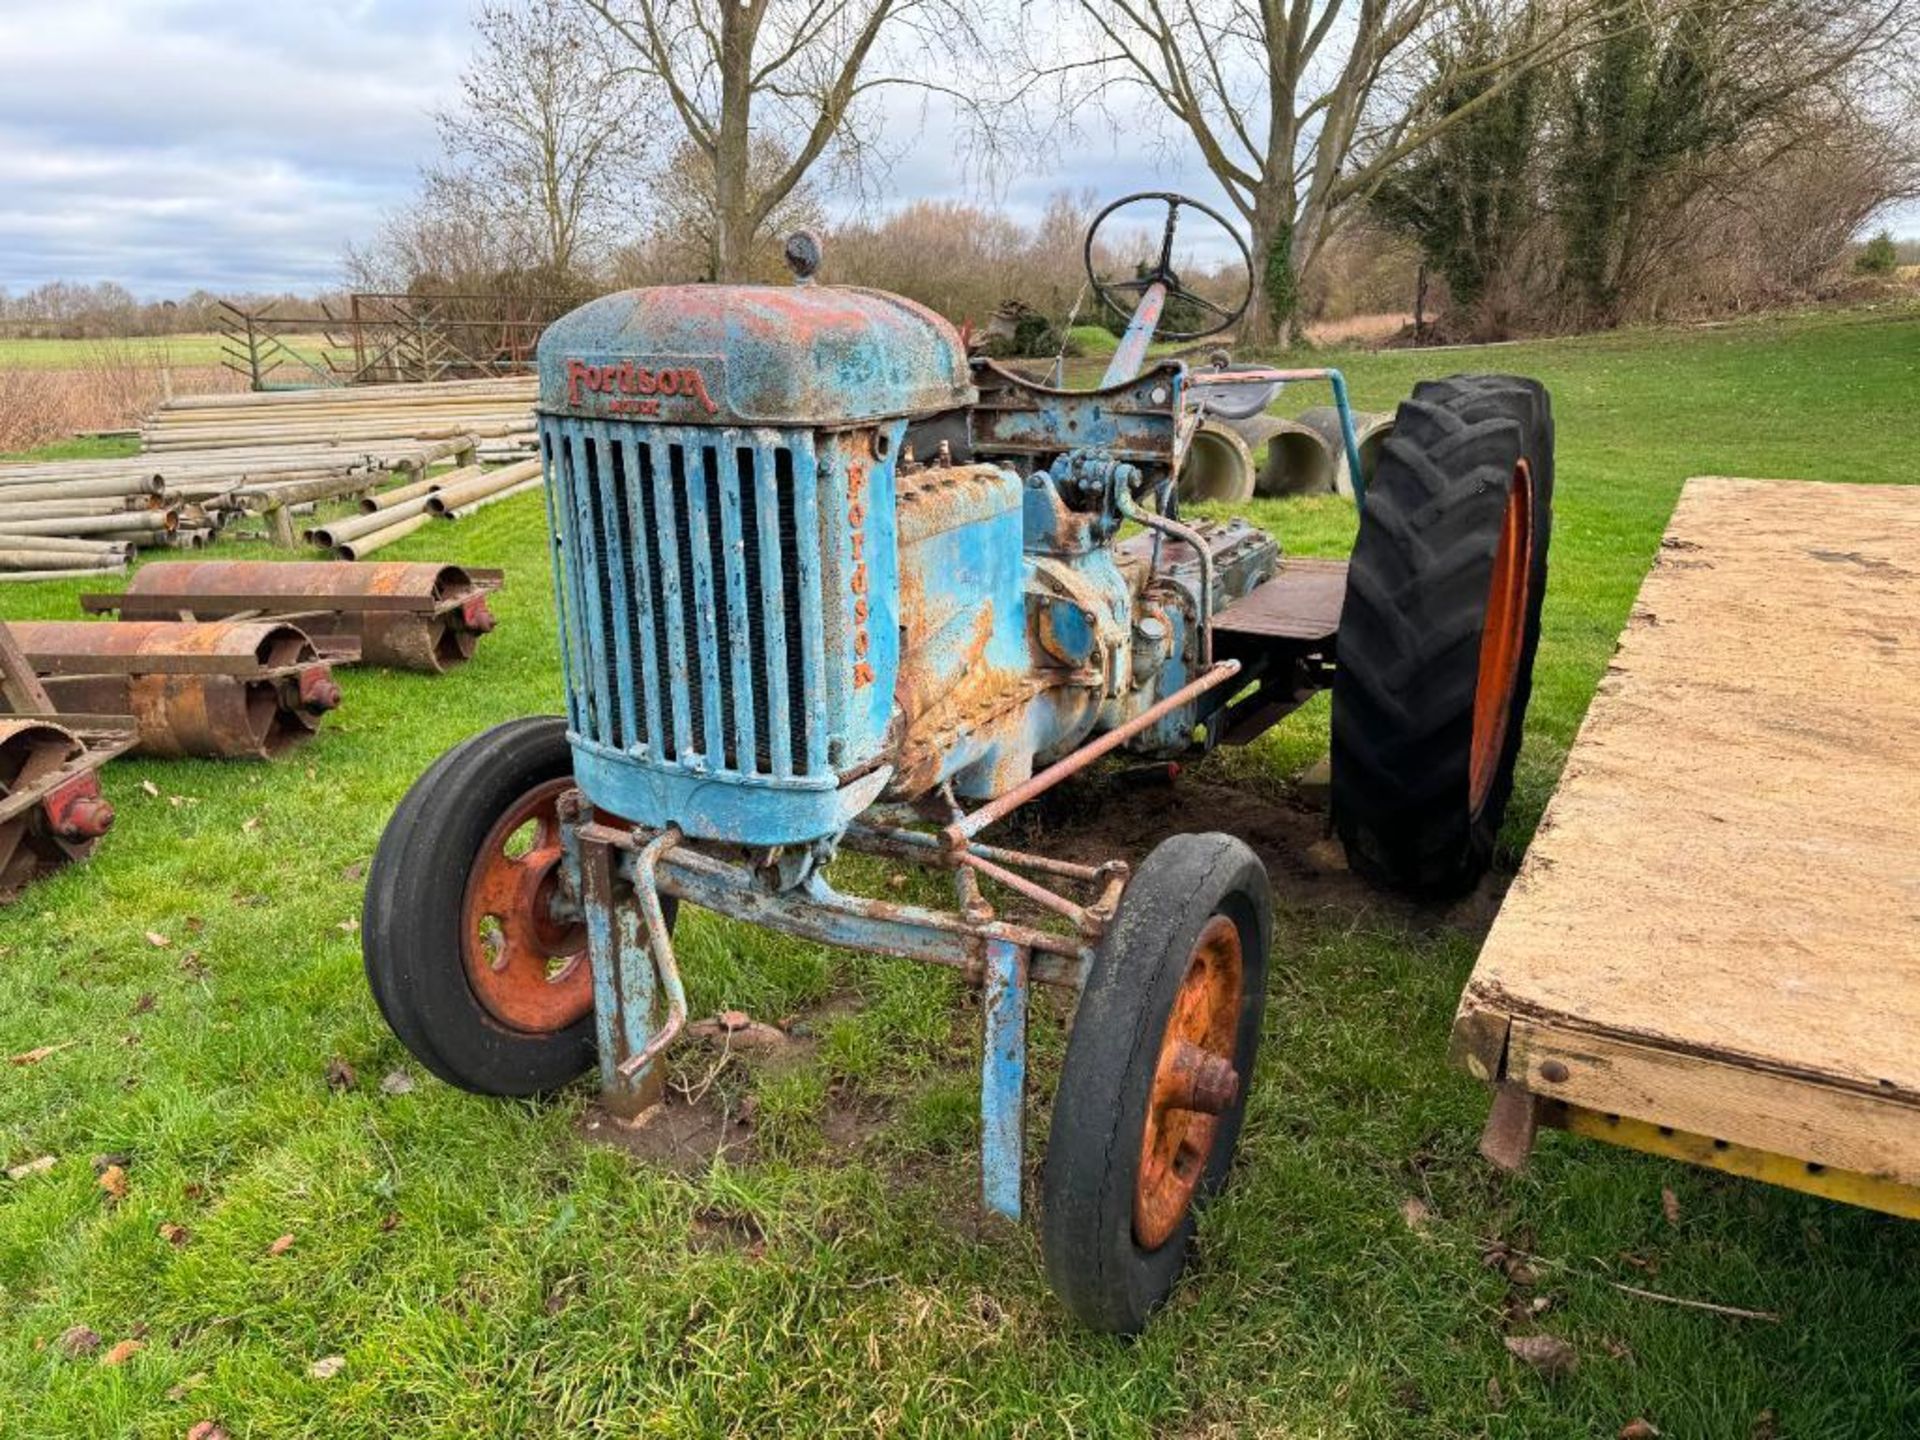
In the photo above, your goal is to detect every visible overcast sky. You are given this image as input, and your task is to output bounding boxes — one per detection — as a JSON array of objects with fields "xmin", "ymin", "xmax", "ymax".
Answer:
[{"xmin": 0, "ymin": 1, "xmax": 1912, "ymax": 298}]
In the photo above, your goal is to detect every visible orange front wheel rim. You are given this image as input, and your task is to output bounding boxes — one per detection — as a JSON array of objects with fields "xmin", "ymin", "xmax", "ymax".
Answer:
[
  {"xmin": 1469, "ymin": 462, "xmax": 1534, "ymax": 815},
  {"xmin": 1134, "ymin": 915, "xmax": 1245, "ymax": 1250},
  {"xmin": 460, "ymin": 778, "xmax": 592, "ymax": 1033}
]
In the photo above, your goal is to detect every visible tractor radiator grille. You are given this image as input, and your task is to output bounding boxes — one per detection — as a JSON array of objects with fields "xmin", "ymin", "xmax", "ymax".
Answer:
[{"xmin": 540, "ymin": 416, "xmax": 831, "ymax": 779}]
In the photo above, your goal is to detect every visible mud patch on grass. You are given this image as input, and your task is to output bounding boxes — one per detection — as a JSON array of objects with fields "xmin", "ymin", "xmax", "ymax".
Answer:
[
  {"xmin": 998, "ymin": 758, "xmax": 1512, "ymax": 939},
  {"xmin": 581, "ymin": 1088, "xmax": 754, "ymax": 1173}
]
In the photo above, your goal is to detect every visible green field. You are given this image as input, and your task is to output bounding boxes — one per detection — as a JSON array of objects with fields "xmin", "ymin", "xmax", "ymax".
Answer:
[
  {"xmin": 3, "ymin": 304, "xmax": 1917, "ymax": 1437},
  {"xmin": 0, "ymin": 334, "xmax": 233, "ymax": 369}
]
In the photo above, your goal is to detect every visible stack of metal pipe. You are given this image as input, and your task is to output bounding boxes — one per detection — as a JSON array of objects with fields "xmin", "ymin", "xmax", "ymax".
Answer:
[
  {"xmin": 142, "ymin": 377, "xmax": 537, "ymax": 455},
  {"xmin": 306, "ymin": 458, "xmax": 543, "ymax": 558}
]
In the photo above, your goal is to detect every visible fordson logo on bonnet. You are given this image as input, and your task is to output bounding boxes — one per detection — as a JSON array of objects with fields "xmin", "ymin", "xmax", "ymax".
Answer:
[{"xmin": 563, "ymin": 358, "xmax": 721, "ymax": 419}]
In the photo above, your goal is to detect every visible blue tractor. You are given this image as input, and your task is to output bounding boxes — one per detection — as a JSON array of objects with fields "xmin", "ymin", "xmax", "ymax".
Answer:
[{"xmin": 364, "ymin": 193, "xmax": 1552, "ymax": 1332}]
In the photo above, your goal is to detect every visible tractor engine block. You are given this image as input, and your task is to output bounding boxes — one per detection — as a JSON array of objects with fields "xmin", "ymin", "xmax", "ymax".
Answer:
[{"xmin": 536, "ymin": 281, "xmax": 1271, "ymax": 852}]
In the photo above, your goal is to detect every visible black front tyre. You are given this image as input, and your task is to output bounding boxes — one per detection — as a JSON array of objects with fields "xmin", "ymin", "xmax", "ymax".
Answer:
[
  {"xmin": 1041, "ymin": 833, "xmax": 1272, "ymax": 1334},
  {"xmin": 363, "ymin": 716, "xmax": 660, "ymax": 1096},
  {"xmin": 1332, "ymin": 374, "xmax": 1553, "ymax": 899}
]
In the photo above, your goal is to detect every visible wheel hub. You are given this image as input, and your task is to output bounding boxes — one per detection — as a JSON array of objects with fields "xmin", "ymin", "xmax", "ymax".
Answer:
[
  {"xmin": 1135, "ymin": 914, "xmax": 1244, "ymax": 1250},
  {"xmin": 460, "ymin": 778, "xmax": 592, "ymax": 1034},
  {"xmin": 1470, "ymin": 461, "xmax": 1534, "ymax": 815}
]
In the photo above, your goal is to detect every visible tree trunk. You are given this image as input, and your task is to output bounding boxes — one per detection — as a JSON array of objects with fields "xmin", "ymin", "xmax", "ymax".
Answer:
[{"xmin": 1243, "ymin": 199, "xmax": 1299, "ymax": 349}]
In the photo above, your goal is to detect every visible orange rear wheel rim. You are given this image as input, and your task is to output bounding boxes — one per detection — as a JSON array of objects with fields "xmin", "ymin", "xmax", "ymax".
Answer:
[
  {"xmin": 460, "ymin": 778, "xmax": 593, "ymax": 1033},
  {"xmin": 1134, "ymin": 915, "xmax": 1244, "ymax": 1250},
  {"xmin": 1469, "ymin": 462, "xmax": 1534, "ymax": 816}
]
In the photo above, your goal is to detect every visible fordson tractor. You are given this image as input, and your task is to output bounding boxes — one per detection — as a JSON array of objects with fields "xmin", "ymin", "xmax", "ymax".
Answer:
[{"xmin": 365, "ymin": 193, "xmax": 1552, "ymax": 1333}]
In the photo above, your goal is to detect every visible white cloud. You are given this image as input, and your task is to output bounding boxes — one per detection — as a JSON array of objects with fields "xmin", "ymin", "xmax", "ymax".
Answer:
[{"xmin": 0, "ymin": 0, "xmax": 468, "ymax": 294}]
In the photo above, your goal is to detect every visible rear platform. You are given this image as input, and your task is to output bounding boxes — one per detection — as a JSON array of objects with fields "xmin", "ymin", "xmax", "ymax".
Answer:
[{"xmin": 1452, "ymin": 476, "xmax": 1920, "ymax": 1215}]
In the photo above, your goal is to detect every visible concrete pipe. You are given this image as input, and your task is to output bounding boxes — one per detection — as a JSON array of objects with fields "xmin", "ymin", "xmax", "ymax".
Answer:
[
  {"xmin": 1177, "ymin": 422, "xmax": 1258, "ymax": 505},
  {"xmin": 1295, "ymin": 406, "xmax": 1396, "ymax": 501},
  {"xmin": 1251, "ymin": 419, "xmax": 1338, "ymax": 497}
]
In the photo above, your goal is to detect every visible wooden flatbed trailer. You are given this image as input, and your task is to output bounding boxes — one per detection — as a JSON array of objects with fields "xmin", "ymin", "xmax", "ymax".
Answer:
[{"xmin": 1453, "ymin": 476, "xmax": 1920, "ymax": 1217}]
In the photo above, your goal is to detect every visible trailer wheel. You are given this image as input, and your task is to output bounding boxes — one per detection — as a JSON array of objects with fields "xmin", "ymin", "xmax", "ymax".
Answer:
[
  {"xmin": 362, "ymin": 716, "xmax": 667, "ymax": 1096},
  {"xmin": 1042, "ymin": 832, "xmax": 1271, "ymax": 1334},
  {"xmin": 1332, "ymin": 374, "xmax": 1553, "ymax": 899}
]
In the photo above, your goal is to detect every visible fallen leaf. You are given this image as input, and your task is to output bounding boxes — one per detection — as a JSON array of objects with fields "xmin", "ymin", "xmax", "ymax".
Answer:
[
  {"xmin": 1505, "ymin": 1333, "xmax": 1578, "ymax": 1381},
  {"xmin": 242, "ymin": 817, "xmax": 260, "ymax": 834},
  {"xmin": 98, "ymin": 1164, "xmax": 129, "ymax": 1202},
  {"xmin": 1486, "ymin": 1376, "xmax": 1505, "ymax": 1410},
  {"xmin": 180, "ymin": 952, "xmax": 207, "ymax": 979},
  {"xmin": 266, "ymin": 1233, "xmax": 295, "ymax": 1257},
  {"xmin": 1661, "ymin": 1187, "xmax": 1680, "ymax": 1225},
  {"xmin": 1505, "ymin": 1260, "xmax": 1540, "ymax": 1287},
  {"xmin": 131, "ymin": 993, "xmax": 157, "ymax": 1015},
  {"xmin": 1399, "ymin": 1196, "xmax": 1432, "ymax": 1232},
  {"xmin": 98, "ymin": 1337, "xmax": 144, "ymax": 1366},
  {"xmin": 145, "ymin": 931, "xmax": 171, "ymax": 949},
  {"xmin": 1529, "ymin": 1295, "xmax": 1554, "ymax": 1316},
  {"xmin": 10, "ymin": 1041, "xmax": 76, "ymax": 1065},
  {"xmin": 184, "ymin": 916, "xmax": 204, "ymax": 935},
  {"xmin": 378, "ymin": 1211, "xmax": 402, "ymax": 1233},
  {"xmin": 308, "ymin": 1355, "xmax": 346, "ymax": 1380},
  {"xmin": 324, "ymin": 1058, "xmax": 358, "ymax": 1092},
  {"xmin": 58, "ymin": 1324, "xmax": 101, "ymax": 1358},
  {"xmin": 379, "ymin": 1069, "xmax": 415, "ymax": 1097},
  {"xmin": 7, "ymin": 1154, "xmax": 56, "ymax": 1181},
  {"xmin": 159, "ymin": 1221, "xmax": 190, "ymax": 1247},
  {"xmin": 166, "ymin": 1372, "xmax": 208, "ymax": 1401},
  {"xmin": 1620, "ymin": 1421, "xmax": 1661, "ymax": 1439},
  {"xmin": 337, "ymin": 918, "xmax": 359, "ymax": 934},
  {"xmin": 187, "ymin": 1423, "xmax": 230, "ymax": 1440},
  {"xmin": 139, "ymin": 779, "xmax": 160, "ymax": 798},
  {"xmin": 341, "ymin": 860, "xmax": 366, "ymax": 882}
]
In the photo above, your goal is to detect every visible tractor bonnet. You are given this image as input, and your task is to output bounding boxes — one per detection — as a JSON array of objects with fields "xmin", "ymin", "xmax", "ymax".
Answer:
[{"xmin": 537, "ymin": 283, "xmax": 974, "ymax": 427}]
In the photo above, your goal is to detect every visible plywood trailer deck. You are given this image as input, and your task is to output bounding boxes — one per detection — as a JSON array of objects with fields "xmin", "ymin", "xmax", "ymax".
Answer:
[{"xmin": 1452, "ymin": 475, "xmax": 1920, "ymax": 1216}]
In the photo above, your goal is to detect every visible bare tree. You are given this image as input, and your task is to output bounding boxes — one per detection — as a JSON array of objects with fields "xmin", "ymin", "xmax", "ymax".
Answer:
[
  {"xmin": 436, "ymin": 0, "xmax": 645, "ymax": 277},
  {"xmin": 577, "ymin": 0, "xmax": 989, "ymax": 281},
  {"xmin": 1043, "ymin": 0, "xmax": 1649, "ymax": 342},
  {"xmin": 612, "ymin": 138, "xmax": 829, "ymax": 285}
]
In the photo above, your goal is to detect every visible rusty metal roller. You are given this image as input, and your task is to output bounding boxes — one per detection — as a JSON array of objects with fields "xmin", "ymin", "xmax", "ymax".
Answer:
[
  {"xmin": 0, "ymin": 718, "xmax": 114, "ymax": 900},
  {"xmin": 106, "ymin": 560, "xmax": 500, "ymax": 673},
  {"xmin": 9, "ymin": 620, "xmax": 344, "ymax": 760}
]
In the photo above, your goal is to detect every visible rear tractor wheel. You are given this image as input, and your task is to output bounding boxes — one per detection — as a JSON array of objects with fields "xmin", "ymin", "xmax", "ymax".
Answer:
[
  {"xmin": 1331, "ymin": 374, "xmax": 1553, "ymax": 899},
  {"xmin": 362, "ymin": 715, "xmax": 671, "ymax": 1096},
  {"xmin": 1042, "ymin": 832, "xmax": 1272, "ymax": 1333}
]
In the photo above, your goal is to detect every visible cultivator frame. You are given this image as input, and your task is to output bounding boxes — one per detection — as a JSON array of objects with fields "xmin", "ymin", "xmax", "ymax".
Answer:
[
  {"xmin": 81, "ymin": 561, "xmax": 503, "ymax": 673},
  {"xmin": 0, "ymin": 622, "xmax": 131, "ymax": 901}
]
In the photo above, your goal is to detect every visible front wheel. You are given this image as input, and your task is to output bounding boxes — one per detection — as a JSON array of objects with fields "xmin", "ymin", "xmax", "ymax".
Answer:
[
  {"xmin": 362, "ymin": 716, "xmax": 668, "ymax": 1096},
  {"xmin": 1331, "ymin": 374, "xmax": 1553, "ymax": 899},
  {"xmin": 1041, "ymin": 833, "xmax": 1272, "ymax": 1333}
]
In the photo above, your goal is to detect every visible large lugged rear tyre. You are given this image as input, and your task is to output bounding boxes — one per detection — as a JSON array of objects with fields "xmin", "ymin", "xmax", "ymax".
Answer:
[
  {"xmin": 1332, "ymin": 374, "xmax": 1553, "ymax": 899},
  {"xmin": 363, "ymin": 716, "xmax": 664, "ymax": 1096},
  {"xmin": 1042, "ymin": 833, "xmax": 1272, "ymax": 1334}
]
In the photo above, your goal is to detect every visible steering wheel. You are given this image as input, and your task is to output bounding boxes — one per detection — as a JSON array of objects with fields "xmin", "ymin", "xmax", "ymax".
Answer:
[{"xmin": 1083, "ymin": 192, "xmax": 1254, "ymax": 341}]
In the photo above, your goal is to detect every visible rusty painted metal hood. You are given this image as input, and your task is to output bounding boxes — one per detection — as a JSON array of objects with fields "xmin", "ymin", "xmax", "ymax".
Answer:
[{"xmin": 536, "ymin": 284, "xmax": 974, "ymax": 427}]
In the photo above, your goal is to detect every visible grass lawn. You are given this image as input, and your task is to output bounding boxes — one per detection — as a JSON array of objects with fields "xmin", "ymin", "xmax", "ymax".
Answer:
[{"xmin": 3, "ymin": 302, "xmax": 1918, "ymax": 1438}]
